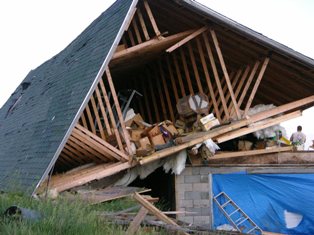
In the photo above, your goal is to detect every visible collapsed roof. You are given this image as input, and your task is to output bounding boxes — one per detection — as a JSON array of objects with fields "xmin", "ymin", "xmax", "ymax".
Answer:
[{"xmin": 0, "ymin": 0, "xmax": 313, "ymax": 194}]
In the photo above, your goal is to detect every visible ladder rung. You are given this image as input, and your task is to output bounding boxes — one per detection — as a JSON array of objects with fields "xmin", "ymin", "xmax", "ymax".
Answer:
[
  {"xmin": 247, "ymin": 226, "xmax": 259, "ymax": 233},
  {"xmin": 228, "ymin": 208, "xmax": 240, "ymax": 216},
  {"xmin": 237, "ymin": 217, "xmax": 248, "ymax": 226},
  {"xmin": 214, "ymin": 192, "xmax": 224, "ymax": 199},
  {"xmin": 221, "ymin": 200, "xmax": 231, "ymax": 208}
]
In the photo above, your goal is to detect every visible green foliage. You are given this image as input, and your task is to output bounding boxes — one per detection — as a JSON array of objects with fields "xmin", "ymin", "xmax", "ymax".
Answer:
[{"xmin": 0, "ymin": 193, "xmax": 157, "ymax": 235}]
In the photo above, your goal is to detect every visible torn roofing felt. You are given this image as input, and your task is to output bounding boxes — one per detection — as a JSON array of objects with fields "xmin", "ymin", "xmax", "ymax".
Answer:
[{"xmin": 0, "ymin": 0, "xmax": 135, "ymax": 193}]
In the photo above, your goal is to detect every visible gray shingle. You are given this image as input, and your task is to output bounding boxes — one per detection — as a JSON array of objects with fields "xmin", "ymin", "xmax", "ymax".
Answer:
[{"xmin": 0, "ymin": 0, "xmax": 134, "ymax": 193}]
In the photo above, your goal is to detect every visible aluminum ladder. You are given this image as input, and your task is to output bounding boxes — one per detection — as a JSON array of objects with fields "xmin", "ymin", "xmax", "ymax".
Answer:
[{"xmin": 213, "ymin": 192, "xmax": 263, "ymax": 234}]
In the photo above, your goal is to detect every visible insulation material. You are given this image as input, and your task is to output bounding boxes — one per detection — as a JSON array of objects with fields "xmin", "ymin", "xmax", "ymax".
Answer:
[
  {"xmin": 191, "ymin": 139, "xmax": 220, "ymax": 156},
  {"xmin": 163, "ymin": 150, "xmax": 187, "ymax": 175},
  {"xmin": 247, "ymin": 104, "xmax": 287, "ymax": 139}
]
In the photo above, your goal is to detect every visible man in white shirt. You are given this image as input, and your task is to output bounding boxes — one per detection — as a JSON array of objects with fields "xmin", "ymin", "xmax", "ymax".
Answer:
[{"xmin": 290, "ymin": 125, "xmax": 306, "ymax": 150}]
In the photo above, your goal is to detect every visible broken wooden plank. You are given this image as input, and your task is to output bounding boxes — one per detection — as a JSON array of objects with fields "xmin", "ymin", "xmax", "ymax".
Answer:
[
  {"xmin": 216, "ymin": 110, "xmax": 302, "ymax": 143},
  {"xmin": 209, "ymin": 146, "xmax": 293, "ymax": 160},
  {"xmin": 133, "ymin": 192, "xmax": 189, "ymax": 235},
  {"xmin": 127, "ymin": 207, "xmax": 149, "ymax": 235},
  {"xmin": 243, "ymin": 57, "xmax": 270, "ymax": 116},
  {"xmin": 166, "ymin": 26, "xmax": 207, "ymax": 53},
  {"xmin": 210, "ymin": 29, "xmax": 241, "ymax": 119}
]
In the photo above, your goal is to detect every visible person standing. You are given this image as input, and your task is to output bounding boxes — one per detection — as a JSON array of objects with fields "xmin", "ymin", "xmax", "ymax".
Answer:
[{"xmin": 290, "ymin": 125, "xmax": 306, "ymax": 150}]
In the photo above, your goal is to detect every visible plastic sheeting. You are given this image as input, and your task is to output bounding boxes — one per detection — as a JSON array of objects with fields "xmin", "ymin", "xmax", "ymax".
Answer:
[{"xmin": 212, "ymin": 173, "xmax": 314, "ymax": 234}]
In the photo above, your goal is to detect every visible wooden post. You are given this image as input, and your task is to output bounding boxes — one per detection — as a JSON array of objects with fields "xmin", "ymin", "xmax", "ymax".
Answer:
[
  {"xmin": 203, "ymin": 32, "xmax": 229, "ymax": 119},
  {"xmin": 243, "ymin": 57, "xmax": 270, "ymax": 116},
  {"xmin": 105, "ymin": 68, "xmax": 132, "ymax": 156},
  {"xmin": 210, "ymin": 29, "xmax": 241, "ymax": 119}
]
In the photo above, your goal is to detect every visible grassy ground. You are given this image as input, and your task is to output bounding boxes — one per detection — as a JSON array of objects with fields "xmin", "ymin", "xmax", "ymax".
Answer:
[{"xmin": 0, "ymin": 192, "xmax": 163, "ymax": 235}]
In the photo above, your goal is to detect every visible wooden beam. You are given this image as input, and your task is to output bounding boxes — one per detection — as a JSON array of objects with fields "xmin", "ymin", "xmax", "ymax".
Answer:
[
  {"xmin": 187, "ymin": 42, "xmax": 203, "ymax": 93},
  {"xmin": 137, "ymin": 9, "xmax": 150, "ymax": 41},
  {"xmin": 105, "ymin": 69, "xmax": 132, "ymax": 156},
  {"xmin": 215, "ymin": 110, "xmax": 302, "ymax": 143},
  {"xmin": 143, "ymin": 0, "xmax": 161, "ymax": 37},
  {"xmin": 133, "ymin": 192, "xmax": 189, "ymax": 235},
  {"xmin": 180, "ymin": 48, "xmax": 194, "ymax": 95},
  {"xmin": 209, "ymin": 146, "xmax": 293, "ymax": 160},
  {"xmin": 166, "ymin": 56, "xmax": 179, "ymax": 102},
  {"xmin": 159, "ymin": 61, "xmax": 175, "ymax": 122},
  {"xmin": 99, "ymin": 79, "xmax": 124, "ymax": 152},
  {"xmin": 166, "ymin": 26, "xmax": 208, "ymax": 53},
  {"xmin": 196, "ymin": 37, "xmax": 221, "ymax": 122},
  {"xmin": 203, "ymin": 33, "xmax": 229, "ymax": 119},
  {"xmin": 243, "ymin": 57, "xmax": 270, "ymax": 116},
  {"xmin": 210, "ymin": 29, "xmax": 241, "ymax": 119},
  {"xmin": 127, "ymin": 207, "xmax": 149, "ymax": 235}
]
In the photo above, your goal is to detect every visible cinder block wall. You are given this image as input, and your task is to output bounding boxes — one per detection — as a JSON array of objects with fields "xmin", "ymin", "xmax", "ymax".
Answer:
[{"xmin": 175, "ymin": 166, "xmax": 212, "ymax": 226}]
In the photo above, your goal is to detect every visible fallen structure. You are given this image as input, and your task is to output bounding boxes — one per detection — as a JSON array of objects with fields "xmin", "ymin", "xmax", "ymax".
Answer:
[{"xmin": 0, "ymin": 0, "xmax": 314, "ymax": 234}]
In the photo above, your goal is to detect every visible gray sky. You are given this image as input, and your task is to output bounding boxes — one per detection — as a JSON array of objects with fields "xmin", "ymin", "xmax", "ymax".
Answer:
[{"xmin": 0, "ymin": 0, "xmax": 313, "ymax": 147}]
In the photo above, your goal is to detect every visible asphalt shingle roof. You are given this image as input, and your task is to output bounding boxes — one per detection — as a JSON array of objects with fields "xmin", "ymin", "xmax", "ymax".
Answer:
[{"xmin": 0, "ymin": 0, "xmax": 134, "ymax": 193}]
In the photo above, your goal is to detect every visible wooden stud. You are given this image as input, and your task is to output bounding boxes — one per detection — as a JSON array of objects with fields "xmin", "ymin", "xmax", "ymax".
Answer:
[
  {"xmin": 95, "ymin": 85, "xmax": 112, "ymax": 135},
  {"xmin": 134, "ymin": 79, "xmax": 146, "ymax": 120},
  {"xmin": 154, "ymin": 66, "xmax": 168, "ymax": 120},
  {"xmin": 187, "ymin": 42, "xmax": 203, "ymax": 93},
  {"xmin": 179, "ymin": 48, "xmax": 194, "ymax": 95},
  {"xmin": 90, "ymin": 94, "xmax": 106, "ymax": 140},
  {"xmin": 63, "ymin": 146, "xmax": 86, "ymax": 164},
  {"xmin": 243, "ymin": 57, "xmax": 270, "ymax": 116},
  {"xmin": 80, "ymin": 112, "xmax": 88, "ymax": 129},
  {"xmin": 105, "ymin": 69, "xmax": 132, "ymax": 156},
  {"xmin": 99, "ymin": 79, "xmax": 124, "ymax": 152},
  {"xmin": 59, "ymin": 153, "xmax": 78, "ymax": 167},
  {"xmin": 143, "ymin": 0, "xmax": 161, "ymax": 37},
  {"xmin": 166, "ymin": 56, "xmax": 179, "ymax": 102},
  {"xmin": 237, "ymin": 61, "xmax": 260, "ymax": 108},
  {"xmin": 147, "ymin": 69, "xmax": 161, "ymax": 123},
  {"xmin": 85, "ymin": 104, "xmax": 97, "ymax": 134},
  {"xmin": 196, "ymin": 37, "xmax": 222, "ymax": 122},
  {"xmin": 127, "ymin": 29, "xmax": 136, "ymax": 47},
  {"xmin": 173, "ymin": 53, "xmax": 186, "ymax": 97},
  {"xmin": 159, "ymin": 61, "xmax": 175, "ymax": 122},
  {"xmin": 166, "ymin": 26, "xmax": 208, "ymax": 53},
  {"xmin": 131, "ymin": 16, "xmax": 142, "ymax": 44},
  {"xmin": 210, "ymin": 29, "xmax": 241, "ymax": 119},
  {"xmin": 137, "ymin": 9, "xmax": 150, "ymax": 41},
  {"xmin": 141, "ymin": 77, "xmax": 153, "ymax": 123},
  {"xmin": 233, "ymin": 65, "xmax": 251, "ymax": 106},
  {"xmin": 203, "ymin": 33, "xmax": 229, "ymax": 119}
]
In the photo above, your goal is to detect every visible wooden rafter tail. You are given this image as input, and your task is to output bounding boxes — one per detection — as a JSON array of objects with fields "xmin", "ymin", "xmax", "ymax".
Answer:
[
  {"xmin": 105, "ymin": 68, "xmax": 133, "ymax": 157},
  {"xmin": 166, "ymin": 26, "xmax": 208, "ymax": 53},
  {"xmin": 210, "ymin": 29, "xmax": 241, "ymax": 120},
  {"xmin": 99, "ymin": 79, "xmax": 124, "ymax": 152},
  {"xmin": 202, "ymin": 32, "xmax": 229, "ymax": 120},
  {"xmin": 215, "ymin": 110, "xmax": 302, "ymax": 143},
  {"xmin": 143, "ymin": 0, "xmax": 161, "ymax": 38},
  {"xmin": 243, "ymin": 57, "xmax": 270, "ymax": 116},
  {"xmin": 158, "ymin": 61, "xmax": 175, "ymax": 122},
  {"xmin": 196, "ymin": 36, "xmax": 222, "ymax": 122}
]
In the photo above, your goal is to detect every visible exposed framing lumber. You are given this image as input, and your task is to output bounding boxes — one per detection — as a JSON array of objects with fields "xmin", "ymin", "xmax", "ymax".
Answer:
[
  {"xmin": 243, "ymin": 57, "xmax": 270, "ymax": 116},
  {"xmin": 173, "ymin": 53, "xmax": 187, "ymax": 97},
  {"xmin": 127, "ymin": 207, "xmax": 149, "ymax": 235},
  {"xmin": 137, "ymin": 9, "xmax": 150, "ymax": 41},
  {"xmin": 215, "ymin": 110, "xmax": 302, "ymax": 143},
  {"xmin": 159, "ymin": 61, "xmax": 175, "ymax": 122},
  {"xmin": 99, "ymin": 79, "xmax": 124, "ymax": 152},
  {"xmin": 105, "ymin": 68, "xmax": 132, "ymax": 156},
  {"xmin": 154, "ymin": 67, "xmax": 168, "ymax": 120},
  {"xmin": 179, "ymin": 48, "xmax": 194, "ymax": 95},
  {"xmin": 95, "ymin": 85, "xmax": 112, "ymax": 136},
  {"xmin": 210, "ymin": 29, "xmax": 241, "ymax": 119},
  {"xmin": 127, "ymin": 30, "xmax": 136, "ymax": 47},
  {"xmin": 140, "ymin": 95, "xmax": 314, "ymax": 165},
  {"xmin": 124, "ymin": 6, "xmax": 137, "ymax": 32},
  {"xmin": 90, "ymin": 95, "xmax": 106, "ymax": 140},
  {"xmin": 166, "ymin": 26, "xmax": 208, "ymax": 53},
  {"xmin": 209, "ymin": 146, "xmax": 293, "ymax": 160},
  {"xmin": 166, "ymin": 56, "xmax": 179, "ymax": 102},
  {"xmin": 80, "ymin": 112, "xmax": 88, "ymax": 129},
  {"xmin": 143, "ymin": 0, "xmax": 161, "ymax": 37},
  {"xmin": 140, "ymin": 78, "xmax": 153, "ymax": 123},
  {"xmin": 133, "ymin": 192, "xmax": 189, "ymax": 235},
  {"xmin": 196, "ymin": 37, "xmax": 222, "ymax": 122},
  {"xmin": 187, "ymin": 42, "xmax": 204, "ymax": 93},
  {"xmin": 203, "ymin": 32, "xmax": 229, "ymax": 119},
  {"xmin": 147, "ymin": 70, "xmax": 161, "ymax": 122},
  {"xmin": 63, "ymin": 146, "xmax": 86, "ymax": 164},
  {"xmin": 85, "ymin": 104, "xmax": 97, "ymax": 134},
  {"xmin": 131, "ymin": 15, "xmax": 142, "ymax": 44}
]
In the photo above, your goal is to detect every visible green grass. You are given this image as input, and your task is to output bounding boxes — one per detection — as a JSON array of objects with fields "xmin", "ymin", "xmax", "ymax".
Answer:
[{"xmin": 0, "ymin": 193, "xmax": 163, "ymax": 235}]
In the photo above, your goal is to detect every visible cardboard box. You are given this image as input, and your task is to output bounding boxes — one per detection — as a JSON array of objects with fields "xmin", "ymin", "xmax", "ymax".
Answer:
[
  {"xmin": 201, "ymin": 118, "xmax": 220, "ymax": 131},
  {"xmin": 147, "ymin": 125, "xmax": 161, "ymax": 139},
  {"xmin": 161, "ymin": 124, "xmax": 178, "ymax": 137},
  {"xmin": 151, "ymin": 134, "xmax": 165, "ymax": 146},
  {"xmin": 200, "ymin": 113, "xmax": 215, "ymax": 125},
  {"xmin": 138, "ymin": 137, "xmax": 152, "ymax": 150},
  {"xmin": 130, "ymin": 129, "xmax": 144, "ymax": 142}
]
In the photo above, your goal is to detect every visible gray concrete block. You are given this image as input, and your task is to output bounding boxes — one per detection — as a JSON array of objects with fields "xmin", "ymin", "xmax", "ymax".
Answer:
[
  {"xmin": 183, "ymin": 167, "xmax": 193, "ymax": 176},
  {"xmin": 193, "ymin": 199, "xmax": 210, "ymax": 207},
  {"xmin": 185, "ymin": 191, "xmax": 202, "ymax": 200},
  {"xmin": 201, "ymin": 207, "xmax": 211, "ymax": 216},
  {"xmin": 200, "ymin": 175, "xmax": 209, "ymax": 183},
  {"xmin": 193, "ymin": 183, "xmax": 209, "ymax": 191},
  {"xmin": 201, "ymin": 191, "xmax": 209, "ymax": 199},
  {"xmin": 179, "ymin": 199, "xmax": 193, "ymax": 208},
  {"xmin": 200, "ymin": 167, "xmax": 210, "ymax": 175},
  {"xmin": 185, "ymin": 207, "xmax": 202, "ymax": 215},
  {"xmin": 180, "ymin": 216, "xmax": 194, "ymax": 224},
  {"xmin": 192, "ymin": 167, "xmax": 200, "ymax": 174},
  {"xmin": 175, "ymin": 175, "xmax": 185, "ymax": 184},
  {"xmin": 193, "ymin": 216, "xmax": 210, "ymax": 225},
  {"xmin": 185, "ymin": 175, "xmax": 201, "ymax": 183}
]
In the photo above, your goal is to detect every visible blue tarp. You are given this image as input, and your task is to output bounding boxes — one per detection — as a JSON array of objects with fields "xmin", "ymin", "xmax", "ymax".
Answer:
[{"xmin": 212, "ymin": 173, "xmax": 314, "ymax": 234}]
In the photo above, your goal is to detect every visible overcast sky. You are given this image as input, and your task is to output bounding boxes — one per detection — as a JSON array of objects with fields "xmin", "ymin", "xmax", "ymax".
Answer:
[{"xmin": 0, "ymin": 0, "xmax": 313, "ymax": 148}]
